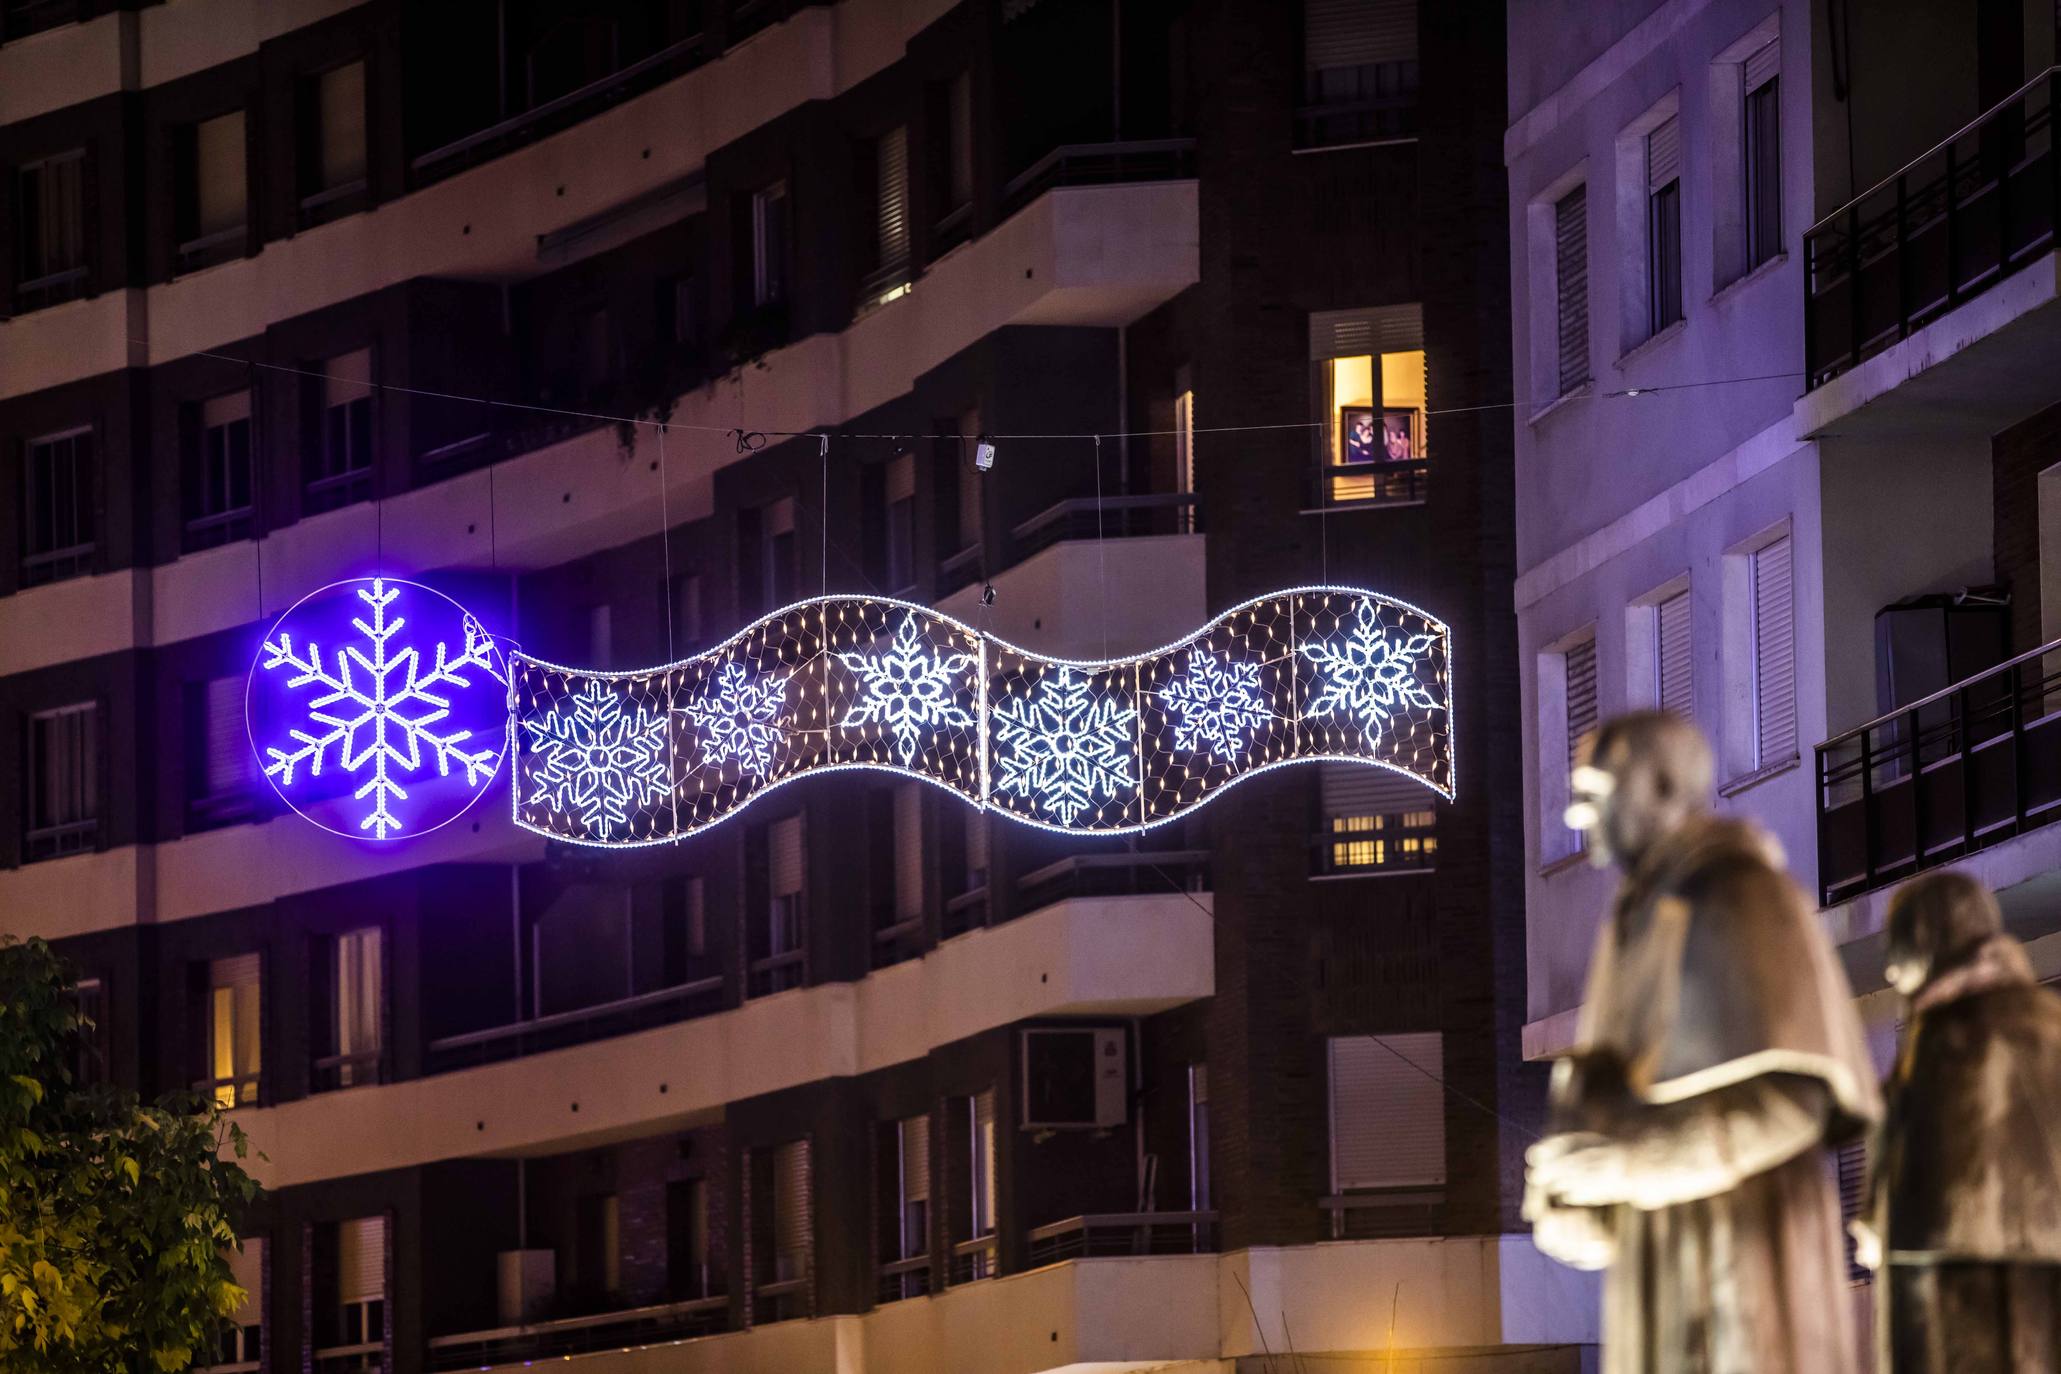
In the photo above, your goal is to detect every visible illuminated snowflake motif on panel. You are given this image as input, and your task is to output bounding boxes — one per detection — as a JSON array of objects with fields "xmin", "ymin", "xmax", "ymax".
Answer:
[
  {"xmin": 1298, "ymin": 598, "xmax": 1442, "ymax": 743},
  {"xmin": 993, "ymin": 669, "xmax": 1137, "ymax": 826},
  {"xmin": 679, "ymin": 662, "xmax": 789, "ymax": 775},
  {"xmin": 523, "ymin": 680, "xmax": 672, "ymax": 833},
  {"xmin": 1157, "ymin": 649, "xmax": 1269, "ymax": 761},
  {"xmin": 835, "ymin": 613, "xmax": 976, "ymax": 764},
  {"xmin": 258, "ymin": 579, "xmax": 502, "ymax": 838}
]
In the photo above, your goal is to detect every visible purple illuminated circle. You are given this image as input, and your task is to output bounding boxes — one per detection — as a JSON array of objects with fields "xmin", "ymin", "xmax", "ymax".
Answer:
[{"xmin": 247, "ymin": 577, "xmax": 509, "ymax": 841}]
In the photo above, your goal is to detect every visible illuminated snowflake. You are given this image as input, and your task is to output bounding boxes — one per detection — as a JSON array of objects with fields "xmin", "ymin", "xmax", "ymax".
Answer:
[
  {"xmin": 258, "ymin": 579, "xmax": 503, "ymax": 839},
  {"xmin": 1298, "ymin": 598, "xmax": 1442, "ymax": 742},
  {"xmin": 678, "ymin": 662, "xmax": 789, "ymax": 775},
  {"xmin": 523, "ymin": 680, "xmax": 672, "ymax": 834},
  {"xmin": 992, "ymin": 668, "xmax": 1137, "ymax": 826},
  {"xmin": 1158, "ymin": 649, "xmax": 1269, "ymax": 760},
  {"xmin": 835, "ymin": 612, "xmax": 977, "ymax": 763}
]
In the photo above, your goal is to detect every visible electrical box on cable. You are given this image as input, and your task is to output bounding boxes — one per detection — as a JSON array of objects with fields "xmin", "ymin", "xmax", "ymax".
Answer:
[{"xmin": 1021, "ymin": 1027, "xmax": 1128, "ymax": 1130}]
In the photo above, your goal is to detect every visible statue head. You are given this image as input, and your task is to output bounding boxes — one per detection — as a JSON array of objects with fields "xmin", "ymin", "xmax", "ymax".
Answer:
[
  {"xmin": 1884, "ymin": 869, "xmax": 2003, "ymax": 997},
  {"xmin": 1563, "ymin": 711, "xmax": 1713, "ymax": 871}
]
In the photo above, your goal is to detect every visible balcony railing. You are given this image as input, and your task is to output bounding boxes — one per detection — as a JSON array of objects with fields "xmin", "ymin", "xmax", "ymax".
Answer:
[
  {"xmin": 1026, "ymin": 1211, "xmax": 1219, "ymax": 1266},
  {"xmin": 1816, "ymin": 637, "xmax": 2061, "ymax": 906},
  {"xmin": 1322, "ymin": 458, "xmax": 1429, "ymax": 509},
  {"xmin": 21, "ymin": 539, "xmax": 94, "ymax": 587},
  {"xmin": 23, "ymin": 816, "xmax": 97, "ymax": 862},
  {"xmin": 1806, "ymin": 68, "xmax": 2058, "ymax": 389},
  {"xmin": 937, "ymin": 542, "xmax": 985, "ymax": 598},
  {"xmin": 311, "ymin": 1340, "xmax": 381, "ymax": 1374},
  {"xmin": 183, "ymin": 505, "xmax": 253, "ymax": 554},
  {"xmin": 1001, "ymin": 138, "xmax": 1197, "ymax": 216},
  {"xmin": 1296, "ymin": 61, "xmax": 1421, "ymax": 151},
  {"xmin": 12, "ymin": 264, "xmax": 88, "ymax": 314},
  {"xmin": 875, "ymin": 1252, "xmax": 933, "ymax": 1304},
  {"xmin": 1322, "ymin": 1188, "xmax": 1444, "ymax": 1240},
  {"xmin": 426, "ymin": 1295, "xmax": 729, "ymax": 1371},
  {"xmin": 1014, "ymin": 848, "xmax": 1210, "ymax": 914},
  {"xmin": 1008, "ymin": 492, "xmax": 1197, "ymax": 563},
  {"xmin": 424, "ymin": 974, "xmax": 725, "ymax": 1074},
  {"xmin": 311, "ymin": 1049, "xmax": 382, "ymax": 1094},
  {"xmin": 947, "ymin": 1234, "xmax": 997, "ymax": 1284}
]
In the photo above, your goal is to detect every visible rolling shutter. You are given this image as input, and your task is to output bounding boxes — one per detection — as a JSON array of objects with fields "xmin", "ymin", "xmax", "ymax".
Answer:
[
  {"xmin": 338, "ymin": 1215, "xmax": 385, "ymax": 1304},
  {"xmin": 875, "ymin": 126, "xmax": 910, "ymax": 276},
  {"xmin": 900, "ymin": 1115, "xmax": 931, "ymax": 1206},
  {"xmin": 318, "ymin": 62, "xmax": 367, "ymax": 189},
  {"xmin": 225, "ymin": 1238, "xmax": 263, "ymax": 1326},
  {"xmin": 205, "ymin": 675, "xmax": 255, "ymax": 795},
  {"xmin": 195, "ymin": 111, "xmax": 247, "ymax": 238},
  {"xmin": 1328, "ymin": 1033, "xmax": 1446, "ymax": 1190},
  {"xmin": 1657, "ymin": 590, "xmax": 1692, "ymax": 717},
  {"xmin": 1321, "ymin": 761, "xmax": 1436, "ymax": 820},
  {"xmin": 1554, "ymin": 186, "xmax": 1589, "ymax": 393},
  {"xmin": 1563, "ymin": 638, "xmax": 1598, "ymax": 771},
  {"xmin": 336, "ymin": 927, "xmax": 381, "ymax": 1059},
  {"xmin": 886, "ymin": 451, "xmax": 915, "ymax": 504},
  {"xmin": 773, "ymin": 1140, "xmax": 812, "ymax": 1281},
  {"xmin": 1309, "ymin": 303, "xmax": 1422, "ymax": 361},
  {"xmin": 1647, "ymin": 115, "xmax": 1681, "ymax": 190},
  {"xmin": 770, "ymin": 815, "xmax": 804, "ymax": 898},
  {"xmin": 1303, "ymin": 0, "xmax": 1416, "ymax": 70},
  {"xmin": 1752, "ymin": 536, "xmax": 1796, "ymax": 766},
  {"xmin": 1744, "ymin": 37, "xmax": 1779, "ymax": 93},
  {"xmin": 893, "ymin": 783, "xmax": 923, "ymax": 922},
  {"xmin": 1837, "ymin": 1138, "xmax": 1868, "ymax": 1280},
  {"xmin": 971, "ymin": 1089, "xmax": 997, "ymax": 1234}
]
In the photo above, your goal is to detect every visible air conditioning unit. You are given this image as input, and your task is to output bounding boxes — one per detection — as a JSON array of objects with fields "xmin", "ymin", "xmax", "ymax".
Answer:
[{"xmin": 1021, "ymin": 1027, "xmax": 1127, "ymax": 1130}]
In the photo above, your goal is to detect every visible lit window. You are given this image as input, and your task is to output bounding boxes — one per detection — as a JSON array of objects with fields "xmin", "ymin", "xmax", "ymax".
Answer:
[
  {"xmin": 1322, "ymin": 348, "xmax": 1426, "ymax": 505},
  {"xmin": 205, "ymin": 954, "xmax": 262, "ymax": 1108}
]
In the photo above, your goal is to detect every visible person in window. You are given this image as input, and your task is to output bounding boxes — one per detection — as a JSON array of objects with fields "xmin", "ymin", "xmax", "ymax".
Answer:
[
  {"xmin": 1854, "ymin": 869, "xmax": 2061, "ymax": 1373},
  {"xmin": 1524, "ymin": 710, "xmax": 1879, "ymax": 1374}
]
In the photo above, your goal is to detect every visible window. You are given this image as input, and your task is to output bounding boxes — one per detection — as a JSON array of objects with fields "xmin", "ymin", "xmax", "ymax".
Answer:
[
  {"xmin": 1539, "ymin": 632, "xmax": 1597, "ymax": 863},
  {"xmin": 588, "ymin": 602, "xmax": 613, "ymax": 668},
  {"xmin": 884, "ymin": 449, "xmax": 916, "ymax": 591},
  {"xmin": 741, "ymin": 497, "xmax": 797, "ymax": 616},
  {"xmin": 323, "ymin": 927, "xmax": 381, "ymax": 1091},
  {"xmin": 893, "ymin": 782, "xmax": 923, "ymax": 926},
  {"xmin": 1749, "ymin": 535, "xmax": 1796, "ymax": 769},
  {"xmin": 217, "ymin": 1238, "xmax": 263, "ymax": 1370},
  {"xmin": 574, "ymin": 1193, "xmax": 622, "ymax": 1298},
  {"xmin": 1187, "ymin": 1063, "xmax": 1210, "ymax": 1211},
  {"xmin": 667, "ymin": 1177, "xmax": 714, "ymax": 1300},
  {"xmin": 752, "ymin": 1138, "xmax": 811, "ymax": 1320},
  {"xmin": 300, "ymin": 61, "xmax": 367, "ymax": 212},
  {"xmin": 750, "ymin": 814, "xmax": 805, "ymax": 996},
  {"xmin": 22, "ymin": 427, "xmax": 95, "ymax": 585},
  {"xmin": 958, "ymin": 1089, "xmax": 998, "ymax": 1279},
  {"xmin": 861, "ymin": 126, "xmax": 911, "ymax": 306},
  {"xmin": 186, "ymin": 390, "xmax": 253, "ymax": 550},
  {"xmin": 71, "ymin": 976, "xmax": 108, "ymax": 1087},
  {"xmin": 1312, "ymin": 305, "xmax": 1426, "ymax": 506},
  {"xmin": 26, "ymin": 702, "xmax": 96, "ymax": 860},
  {"xmin": 682, "ymin": 875, "xmax": 706, "ymax": 959},
  {"xmin": 325, "ymin": 1216, "xmax": 385, "ymax": 1368},
  {"xmin": 663, "ymin": 273, "xmax": 698, "ymax": 347},
  {"xmin": 14, "ymin": 149, "xmax": 86, "ymax": 310},
  {"xmin": 204, "ymin": 954, "xmax": 261, "ymax": 1108},
  {"xmin": 307, "ymin": 349, "xmax": 373, "ymax": 512},
  {"xmin": 955, "ymin": 407, "xmax": 983, "ymax": 550},
  {"xmin": 669, "ymin": 572, "xmax": 703, "ymax": 652},
  {"xmin": 1328, "ymin": 1033, "xmax": 1446, "ymax": 1197},
  {"xmin": 750, "ymin": 180, "xmax": 789, "ymax": 308},
  {"xmin": 882, "ymin": 1114, "xmax": 931, "ymax": 1300},
  {"xmin": 188, "ymin": 675, "xmax": 258, "ymax": 827},
  {"xmin": 1553, "ymin": 185, "xmax": 1589, "ymax": 395},
  {"xmin": 575, "ymin": 306, "xmax": 615, "ymax": 401},
  {"xmin": 944, "ymin": 69, "xmax": 974, "ymax": 214},
  {"xmin": 176, "ymin": 111, "xmax": 247, "ymax": 270},
  {"xmin": 1317, "ymin": 763, "xmax": 1437, "ymax": 874},
  {"xmin": 1174, "ymin": 370, "xmax": 1197, "ymax": 533},
  {"xmin": 1298, "ymin": 0, "xmax": 1419, "ymax": 148},
  {"xmin": 1744, "ymin": 45, "xmax": 1781, "ymax": 270},
  {"xmin": 1645, "ymin": 116, "xmax": 1683, "ymax": 336},
  {"xmin": 1655, "ymin": 587, "xmax": 1692, "ymax": 717}
]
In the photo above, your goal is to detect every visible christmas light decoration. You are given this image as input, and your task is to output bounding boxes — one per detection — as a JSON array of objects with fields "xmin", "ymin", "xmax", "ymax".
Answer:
[
  {"xmin": 248, "ymin": 577, "xmax": 507, "ymax": 840},
  {"xmin": 506, "ymin": 587, "xmax": 1450, "ymax": 848}
]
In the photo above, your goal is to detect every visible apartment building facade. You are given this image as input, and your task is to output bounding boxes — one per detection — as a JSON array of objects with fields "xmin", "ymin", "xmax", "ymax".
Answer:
[
  {"xmin": 1, "ymin": 1, "xmax": 1589, "ymax": 1370},
  {"xmin": 1510, "ymin": 0, "xmax": 2061, "ymax": 1311}
]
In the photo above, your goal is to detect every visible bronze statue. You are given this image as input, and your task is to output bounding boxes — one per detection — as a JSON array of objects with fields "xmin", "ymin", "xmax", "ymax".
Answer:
[
  {"xmin": 1857, "ymin": 869, "xmax": 2061, "ymax": 1373},
  {"xmin": 1524, "ymin": 711, "xmax": 1881, "ymax": 1373}
]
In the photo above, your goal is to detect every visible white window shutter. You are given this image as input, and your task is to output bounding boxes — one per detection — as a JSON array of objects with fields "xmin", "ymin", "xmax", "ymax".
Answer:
[
  {"xmin": 1563, "ymin": 638, "xmax": 1599, "ymax": 771},
  {"xmin": 205, "ymin": 675, "xmax": 255, "ymax": 794},
  {"xmin": 876, "ymin": 126, "xmax": 910, "ymax": 274},
  {"xmin": 1554, "ymin": 185, "xmax": 1589, "ymax": 394},
  {"xmin": 318, "ymin": 62, "xmax": 367, "ymax": 189},
  {"xmin": 336, "ymin": 927, "xmax": 381, "ymax": 1057},
  {"xmin": 1744, "ymin": 38, "xmax": 1779, "ymax": 92},
  {"xmin": 338, "ymin": 1216, "xmax": 385, "ymax": 1303},
  {"xmin": 773, "ymin": 1139, "xmax": 812, "ymax": 1279},
  {"xmin": 1657, "ymin": 590, "xmax": 1692, "ymax": 717},
  {"xmin": 1309, "ymin": 303, "xmax": 1422, "ymax": 361},
  {"xmin": 900, "ymin": 1115, "xmax": 931, "ymax": 1205},
  {"xmin": 971, "ymin": 1089, "xmax": 997, "ymax": 1234},
  {"xmin": 1328, "ymin": 1033, "xmax": 1446, "ymax": 1190},
  {"xmin": 1752, "ymin": 536, "xmax": 1796, "ymax": 766},
  {"xmin": 770, "ymin": 816, "xmax": 804, "ymax": 898},
  {"xmin": 1321, "ymin": 761, "xmax": 1436, "ymax": 820},
  {"xmin": 1647, "ymin": 116, "xmax": 1682, "ymax": 190},
  {"xmin": 195, "ymin": 112, "xmax": 246, "ymax": 237}
]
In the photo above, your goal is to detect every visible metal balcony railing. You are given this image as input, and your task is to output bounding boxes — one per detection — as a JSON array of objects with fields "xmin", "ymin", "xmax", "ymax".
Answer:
[
  {"xmin": 1321, "ymin": 1188, "xmax": 1444, "ymax": 1240},
  {"xmin": 1806, "ymin": 68, "xmax": 2058, "ymax": 388},
  {"xmin": 1008, "ymin": 492, "xmax": 1197, "ymax": 562},
  {"xmin": 875, "ymin": 1252, "xmax": 933, "ymax": 1304},
  {"xmin": 1026, "ymin": 1211, "xmax": 1219, "ymax": 1266},
  {"xmin": 426, "ymin": 1295, "xmax": 729, "ymax": 1370},
  {"xmin": 1013, "ymin": 849, "xmax": 1210, "ymax": 914},
  {"xmin": 1001, "ymin": 138, "xmax": 1197, "ymax": 216},
  {"xmin": 1816, "ymin": 638, "xmax": 2061, "ymax": 906},
  {"xmin": 424, "ymin": 974, "xmax": 725, "ymax": 1073},
  {"xmin": 947, "ymin": 1234, "xmax": 997, "ymax": 1284}
]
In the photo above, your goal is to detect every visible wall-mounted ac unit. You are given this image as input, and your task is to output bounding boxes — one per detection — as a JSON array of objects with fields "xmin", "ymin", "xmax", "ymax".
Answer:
[{"xmin": 1021, "ymin": 1027, "xmax": 1126, "ymax": 1129}]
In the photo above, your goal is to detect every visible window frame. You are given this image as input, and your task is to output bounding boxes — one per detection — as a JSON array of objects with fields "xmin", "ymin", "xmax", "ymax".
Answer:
[
  {"xmin": 1537, "ymin": 627, "xmax": 1598, "ymax": 866},
  {"xmin": 13, "ymin": 147, "xmax": 88, "ymax": 310},
  {"xmin": 25, "ymin": 699, "xmax": 99, "ymax": 861},
  {"xmin": 21, "ymin": 425, "xmax": 96, "ymax": 585}
]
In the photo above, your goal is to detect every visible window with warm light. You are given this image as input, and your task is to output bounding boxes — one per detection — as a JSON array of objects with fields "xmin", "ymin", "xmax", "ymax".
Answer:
[{"xmin": 1320, "ymin": 347, "xmax": 1427, "ymax": 505}]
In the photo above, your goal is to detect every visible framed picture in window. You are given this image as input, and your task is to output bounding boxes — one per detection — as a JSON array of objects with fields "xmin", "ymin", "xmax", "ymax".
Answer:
[
  {"xmin": 1340, "ymin": 406, "xmax": 1378, "ymax": 465},
  {"xmin": 1381, "ymin": 409, "xmax": 1416, "ymax": 462}
]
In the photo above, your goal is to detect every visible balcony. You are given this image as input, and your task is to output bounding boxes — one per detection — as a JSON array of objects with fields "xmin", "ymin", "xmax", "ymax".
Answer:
[
  {"xmin": 935, "ymin": 522, "xmax": 1205, "ymax": 663},
  {"xmin": 1000, "ymin": 138, "xmax": 1196, "ymax": 217},
  {"xmin": 428, "ymin": 1296, "xmax": 729, "ymax": 1372},
  {"xmin": 1807, "ymin": 69, "xmax": 2057, "ymax": 391},
  {"xmin": 427, "ymin": 976, "xmax": 725, "ymax": 1075},
  {"xmin": 1025, "ymin": 1211, "xmax": 1218, "ymax": 1266},
  {"xmin": 1817, "ymin": 637, "xmax": 2061, "ymax": 907}
]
